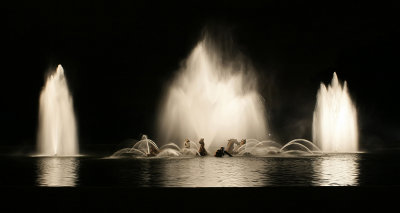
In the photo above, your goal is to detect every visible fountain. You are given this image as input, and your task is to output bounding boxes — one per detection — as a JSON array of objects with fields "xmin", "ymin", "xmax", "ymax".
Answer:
[
  {"xmin": 130, "ymin": 135, "xmax": 159, "ymax": 155},
  {"xmin": 37, "ymin": 65, "xmax": 78, "ymax": 156},
  {"xmin": 312, "ymin": 72, "xmax": 358, "ymax": 152},
  {"xmin": 236, "ymin": 139, "xmax": 282, "ymax": 156},
  {"xmin": 280, "ymin": 139, "xmax": 322, "ymax": 154},
  {"xmin": 235, "ymin": 138, "xmax": 321, "ymax": 156},
  {"xmin": 158, "ymin": 35, "xmax": 268, "ymax": 149},
  {"xmin": 111, "ymin": 135, "xmax": 159, "ymax": 157},
  {"xmin": 111, "ymin": 135, "xmax": 199, "ymax": 158}
]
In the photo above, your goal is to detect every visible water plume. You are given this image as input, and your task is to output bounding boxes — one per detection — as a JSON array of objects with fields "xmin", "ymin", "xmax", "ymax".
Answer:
[
  {"xmin": 37, "ymin": 65, "xmax": 78, "ymax": 156},
  {"xmin": 312, "ymin": 73, "xmax": 358, "ymax": 152},
  {"xmin": 158, "ymin": 35, "xmax": 268, "ymax": 148}
]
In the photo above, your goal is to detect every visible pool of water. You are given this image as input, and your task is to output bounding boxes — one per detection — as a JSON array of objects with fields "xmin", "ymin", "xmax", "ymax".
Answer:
[{"xmin": 1, "ymin": 152, "xmax": 399, "ymax": 187}]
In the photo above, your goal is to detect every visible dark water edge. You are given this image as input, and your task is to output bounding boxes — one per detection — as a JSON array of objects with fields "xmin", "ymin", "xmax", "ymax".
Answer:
[
  {"xmin": 1, "ymin": 145, "xmax": 400, "ymax": 212},
  {"xmin": 1, "ymin": 186, "xmax": 399, "ymax": 212}
]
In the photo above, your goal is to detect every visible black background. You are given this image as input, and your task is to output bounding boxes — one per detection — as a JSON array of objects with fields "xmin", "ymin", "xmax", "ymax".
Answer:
[{"xmin": 2, "ymin": 0, "xmax": 399, "ymax": 151}]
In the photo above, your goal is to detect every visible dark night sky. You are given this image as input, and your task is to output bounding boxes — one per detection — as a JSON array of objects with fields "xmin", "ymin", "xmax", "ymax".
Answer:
[{"xmin": 1, "ymin": 0, "xmax": 399, "ymax": 151}]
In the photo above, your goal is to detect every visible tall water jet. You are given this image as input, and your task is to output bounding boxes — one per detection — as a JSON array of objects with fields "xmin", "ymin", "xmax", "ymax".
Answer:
[
  {"xmin": 312, "ymin": 73, "xmax": 358, "ymax": 152},
  {"xmin": 158, "ymin": 35, "xmax": 268, "ymax": 149},
  {"xmin": 37, "ymin": 65, "xmax": 78, "ymax": 156}
]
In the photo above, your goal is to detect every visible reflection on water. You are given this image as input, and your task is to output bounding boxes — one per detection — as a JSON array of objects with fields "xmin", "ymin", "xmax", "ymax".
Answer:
[
  {"xmin": 159, "ymin": 154, "xmax": 360, "ymax": 187},
  {"xmin": 312, "ymin": 154, "xmax": 360, "ymax": 186},
  {"xmin": 36, "ymin": 157, "xmax": 79, "ymax": 187},
  {"xmin": 119, "ymin": 159, "xmax": 154, "ymax": 187},
  {"xmin": 262, "ymin": 158, "xmax": 316, "ymax": 186},
  {"xmin": 160, "ymin": 157, "xmax": 269, "ymax": 187},
  {"xmin": 31, "ymin": 154, "xmax": 361, "ymax": 187}
]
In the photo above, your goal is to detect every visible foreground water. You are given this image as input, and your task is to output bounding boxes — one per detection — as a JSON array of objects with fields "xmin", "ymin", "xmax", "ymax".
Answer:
[{"xmin": 1, "ymin": 152, "xmax": 399, "ymax": 187}]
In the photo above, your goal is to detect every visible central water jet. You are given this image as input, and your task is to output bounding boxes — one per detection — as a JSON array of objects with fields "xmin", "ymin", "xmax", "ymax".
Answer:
[
  {"xmin": 37, "ymin": 65, "xmax": 78, "ymax": 156},
  {"xmin": 158, "ymin": 36, "xmax": 268, "ymax": 149}
]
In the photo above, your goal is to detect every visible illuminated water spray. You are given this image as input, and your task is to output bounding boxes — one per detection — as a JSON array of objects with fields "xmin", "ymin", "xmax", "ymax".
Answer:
[
  {"xmin": 37, "ymin": 65, "xmax": 78, "ymax": 156},
  {"xmin": 158, "ymin": 37, "xmax": 268, "ymax": 149},
  {"xmin": 312, "ymin": 73, "xmax": 358, "ymax": 152}
]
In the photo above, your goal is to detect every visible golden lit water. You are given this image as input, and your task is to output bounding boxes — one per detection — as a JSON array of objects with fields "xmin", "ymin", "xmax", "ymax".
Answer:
[{"xmin": 28, "ymin": 154, "xmax": 364, "ymax": 187}]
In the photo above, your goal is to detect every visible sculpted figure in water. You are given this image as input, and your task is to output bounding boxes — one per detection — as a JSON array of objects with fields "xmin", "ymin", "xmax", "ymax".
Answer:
[
  {"xmin": 184, "ymin": 139, "xmax": 191, "ymax": 149},
  {"xmin": 226, "ymin": 139, "xmax": 240, "ymax": 155},
  {"xmin": 225, "ymin": 139, "xmax": 246, "ymax": 155},
  {"xmin": 215, "ymin": 147, "xmax": 232, "ymax": 157},
  {"xmin": 198, "ymin": 138, "xmax": 207, "ymax": 156},
  {"xmin": 147, "ymin": 145, "xmax": 159, "ymax": 157},
  {"xmin": 233, "ymin": 139, "xmax": 246, "ymax": 154},
  {"xmin": 181, "ymin": 138, "xmax": 200, "ymax": 156}
]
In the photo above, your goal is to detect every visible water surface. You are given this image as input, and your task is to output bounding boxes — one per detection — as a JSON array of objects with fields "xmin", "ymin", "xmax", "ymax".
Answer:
[{"xmin": 1, "ymin": 153, "xmax": 399, "ymax": 187}]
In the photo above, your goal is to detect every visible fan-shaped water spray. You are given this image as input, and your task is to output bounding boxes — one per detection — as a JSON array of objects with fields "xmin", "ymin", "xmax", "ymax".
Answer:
[
  {"xmin": 37, "ymin": 65, "xmax": 78, "ymax": 156},
  {"xmin": 235, "ymin": 139, "xmax": 281, "ymax": 155},
  {"xmin": 158, "ymin": 36, "xmax": 268, "ymax": 149},
  {"xmin": 236, "ymin": 139, "xmax": 322, "ymax": 156},
  {"xmin": 130, "ymin": 135, "xmax": 159, "ymax": 155},
  {"xmin": 159, "ymin": 143, "xmax": 182, "ymax": 152},
  {"xmin": 312, "ymin": 73, "xmax": 358, "ymax": 152},
  {"xmin": 111, "ymin": 135, "xmax": 195, "ymax": 158},
  {"xmin": 280, "ymin": 139, "xmax": 321, "ymax": 153}
]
